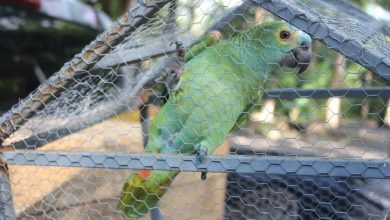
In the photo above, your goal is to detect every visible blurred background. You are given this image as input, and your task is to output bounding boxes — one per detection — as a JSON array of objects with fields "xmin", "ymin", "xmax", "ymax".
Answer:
[
  {"xmin": 0, "ymin": 0, "xmax": 389, "ymax": 129},
  {"xmin": 0, "ymin": 0, "xmax": 131, "ymax": 113}
]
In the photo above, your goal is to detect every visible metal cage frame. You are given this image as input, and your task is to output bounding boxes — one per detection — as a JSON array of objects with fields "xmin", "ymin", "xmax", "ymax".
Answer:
[{"xmin": 0, "ymin": 0, "xmax": 389, "ymax": 219}]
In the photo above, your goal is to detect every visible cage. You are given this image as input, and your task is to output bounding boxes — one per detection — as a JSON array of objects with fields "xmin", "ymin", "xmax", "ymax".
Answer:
[{"xmin": 0, "ymin": 0, "xmax": 389, "ymax": 219}]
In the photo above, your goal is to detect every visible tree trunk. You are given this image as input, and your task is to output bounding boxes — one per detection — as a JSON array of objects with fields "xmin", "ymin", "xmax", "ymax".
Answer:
[
  {"xmin": 326, "ymin": 53, "xmax": 346, "ymax": 129},
  {"xmin": 121, "ymin": 0, "xmax": 133, "ymax": 15},
  {"xmin": 101, "ymin": 0, "xmax": 111, "ymax": 16},
  {"xmin": 379, "ymin": 99, "xmax": 390, "ymax": 128},
  {"xmin": 361, "ymin": 71, "xmax": 372, "ymax": 121}
]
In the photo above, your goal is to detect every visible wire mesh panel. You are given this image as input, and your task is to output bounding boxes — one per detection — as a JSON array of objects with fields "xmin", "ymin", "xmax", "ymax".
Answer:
[{"xmin": 0, "ymin": 0, "xmax": 389, "ymax": 219}]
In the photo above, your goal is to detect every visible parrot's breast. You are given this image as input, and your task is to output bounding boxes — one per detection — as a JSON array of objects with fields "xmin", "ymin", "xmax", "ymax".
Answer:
[{"xmin": 146, "ymin": 47, "xmax": 267, "ymax": 154}]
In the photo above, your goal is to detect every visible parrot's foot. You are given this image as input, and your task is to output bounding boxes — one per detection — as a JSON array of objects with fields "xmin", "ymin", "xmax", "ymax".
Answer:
[
  {"xmin": 168, "ymin": 41, "xmax": 185, "ymax": 91},
  {"xmin": 193, "ymin": 144, "xmax": 207, "ymax": 164},
  {"xmin": 170, "ymin": 41, "xmax": 185, "ymax": 64},
  {"xmin": 193, "ymin": 144, "xmax": 208, "ymax": 181},
  {"xmin": 201, "ymin": 171, "xmax": 207, "ymax": 181},
  {"xmin": 154, "ymin": 41, "xmax": 185, "ymax": 91}
]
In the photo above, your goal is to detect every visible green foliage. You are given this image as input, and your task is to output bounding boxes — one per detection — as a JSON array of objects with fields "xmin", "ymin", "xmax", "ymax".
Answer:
[
  {"xmin": 377, "ymin": 0, "xmax": 390, "ymax": 9},
  {"xmin": 353, "ymin": 0, "xmax": 390, "ymax": 10}
]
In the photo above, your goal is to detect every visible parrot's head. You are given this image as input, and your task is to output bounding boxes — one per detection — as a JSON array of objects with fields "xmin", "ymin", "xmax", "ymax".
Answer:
[{"xmin": 249, "ymin": 21, "xmax": 312, "ymax": 74}]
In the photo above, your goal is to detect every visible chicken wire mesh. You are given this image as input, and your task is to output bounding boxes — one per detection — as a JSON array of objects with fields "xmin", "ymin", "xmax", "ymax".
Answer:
[{"xmin": 0, "ymin": 0, "xmax": 389, "ymax": 219}]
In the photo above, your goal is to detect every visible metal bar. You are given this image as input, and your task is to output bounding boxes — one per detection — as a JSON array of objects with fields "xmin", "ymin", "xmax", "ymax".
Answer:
[
  {"xmin": 0, "ymin": 156, "xmax": 15, "ymax": 220},
  {"xmin": 96, "ymin": 38, "xmax": 182, "ymax": 68},
  {"xmin": 3, "ymin": 151, "xmax": 390, "ymax": 179},
  {"xmin": 263, "ymin": 87, "xmax": 390, "ymax": 100},
  {"xmin": 250, "ymin": 0, "xmax": 390, "ymax": 82},
  {"xmin": 0, "ymin": 0, "xmax": 171, "ymax": 146},
  {"xmin": 150, "ymin": 207, "xmax": 163, "ymax": 220}
]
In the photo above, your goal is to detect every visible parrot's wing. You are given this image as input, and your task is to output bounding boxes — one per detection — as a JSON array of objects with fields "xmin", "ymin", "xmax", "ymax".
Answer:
[
  {"xmin": 185, "ymin": 31, "xmax": 222, "ymax": 62},
  {"xmin": 230, "ymin": 103, "xmax": 254, "ymax": 132},
  {"xmin": 230, "ymin": 96, "xmax": 261, "ymax": 133}
]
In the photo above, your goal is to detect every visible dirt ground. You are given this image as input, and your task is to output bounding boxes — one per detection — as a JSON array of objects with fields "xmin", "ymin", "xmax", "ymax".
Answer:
[{"xmin": 6, "ymin": 117, "xmax": 390, "ymax": 219}]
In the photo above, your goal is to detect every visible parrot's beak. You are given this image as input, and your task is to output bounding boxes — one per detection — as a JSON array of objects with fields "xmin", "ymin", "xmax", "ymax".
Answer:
[{"xmin": 279, "ymin": 41, "xmax": 312, "ymax": 74}]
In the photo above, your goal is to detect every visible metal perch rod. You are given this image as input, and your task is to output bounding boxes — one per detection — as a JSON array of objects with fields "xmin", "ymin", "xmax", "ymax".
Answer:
[{"xmin": 3, "ymin": 151, "xmax": 390, "ymax": 179}]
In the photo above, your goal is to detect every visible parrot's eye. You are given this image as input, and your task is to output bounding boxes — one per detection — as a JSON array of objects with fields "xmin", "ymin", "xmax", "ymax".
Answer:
[{"xmin": 280, "ymin": 30, "xmax": 291, "ymax": 40}]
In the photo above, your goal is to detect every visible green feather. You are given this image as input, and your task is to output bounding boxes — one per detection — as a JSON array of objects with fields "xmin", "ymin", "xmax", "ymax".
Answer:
[{"xmin": 119, "ymin": 21, "xmax": 312, "ymax": 218}]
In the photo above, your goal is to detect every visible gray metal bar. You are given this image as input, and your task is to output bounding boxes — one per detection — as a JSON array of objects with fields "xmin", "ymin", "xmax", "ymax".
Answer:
[
  {"xmin": 95, "ymin": 38, "xmax": 187, "ymax": 68},
  {"xmin": 250, "ymin": 0, "xmax": 390, "ymax": 82},
  {"xmin": 0, "ymin": 156, "xmax": 15, "ymax": 220},
  {"xmin": 3, "ymin": 151, "xmax": 390, "ymax": 179},
  {"xmin": 263, "ymin": 87, "xmax": 390, "ymax": 100},
  {"xmin": 151, "ymin": 207, "xmax": 163, "ymax": 220}
]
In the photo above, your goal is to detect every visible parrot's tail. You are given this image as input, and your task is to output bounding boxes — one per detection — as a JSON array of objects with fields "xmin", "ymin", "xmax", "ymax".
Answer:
[{"xmin": 118, "ymin": 169, "xmax": 180, "ymax": 218}]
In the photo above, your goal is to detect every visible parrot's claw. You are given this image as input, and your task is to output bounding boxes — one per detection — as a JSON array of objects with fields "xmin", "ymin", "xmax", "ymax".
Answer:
[
  {"xmin": 201, "ymin": 172, "xmax": 207, "ymax": 181},
  {"xmin": 170, "ymin": 40, "xmax": 183, "ymax": 47},
  {"xmin": 170, "ymin": 40, "xmax": 185, "ymax": 63},
  {"xmin": 194, "ymin": 144, "xmax": 207, "ymax": 165},
  {"xmin": 154, "ymin": 40, "xmax": 185, "ymax": 91},
  {"xmin": 193, "ymin": 144, "xmax": 208, "ymax": 181}
]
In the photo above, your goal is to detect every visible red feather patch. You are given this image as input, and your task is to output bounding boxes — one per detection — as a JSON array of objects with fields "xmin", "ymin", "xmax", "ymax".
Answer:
[{"xmin": 139, "ymin": 170, "xmax": 151, "ymax": 179}]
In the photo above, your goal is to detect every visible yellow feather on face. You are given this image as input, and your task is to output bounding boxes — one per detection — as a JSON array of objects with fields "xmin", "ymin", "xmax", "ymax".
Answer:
[{"xmin": 274, "ymin": 24, "xmax": 301, "ymax": 47}]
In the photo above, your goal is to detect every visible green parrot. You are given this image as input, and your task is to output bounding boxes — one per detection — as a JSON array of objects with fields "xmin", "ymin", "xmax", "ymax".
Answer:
[{"xmin": 118, "ymin": 21, "xmax": 312, "ymax": 218}]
